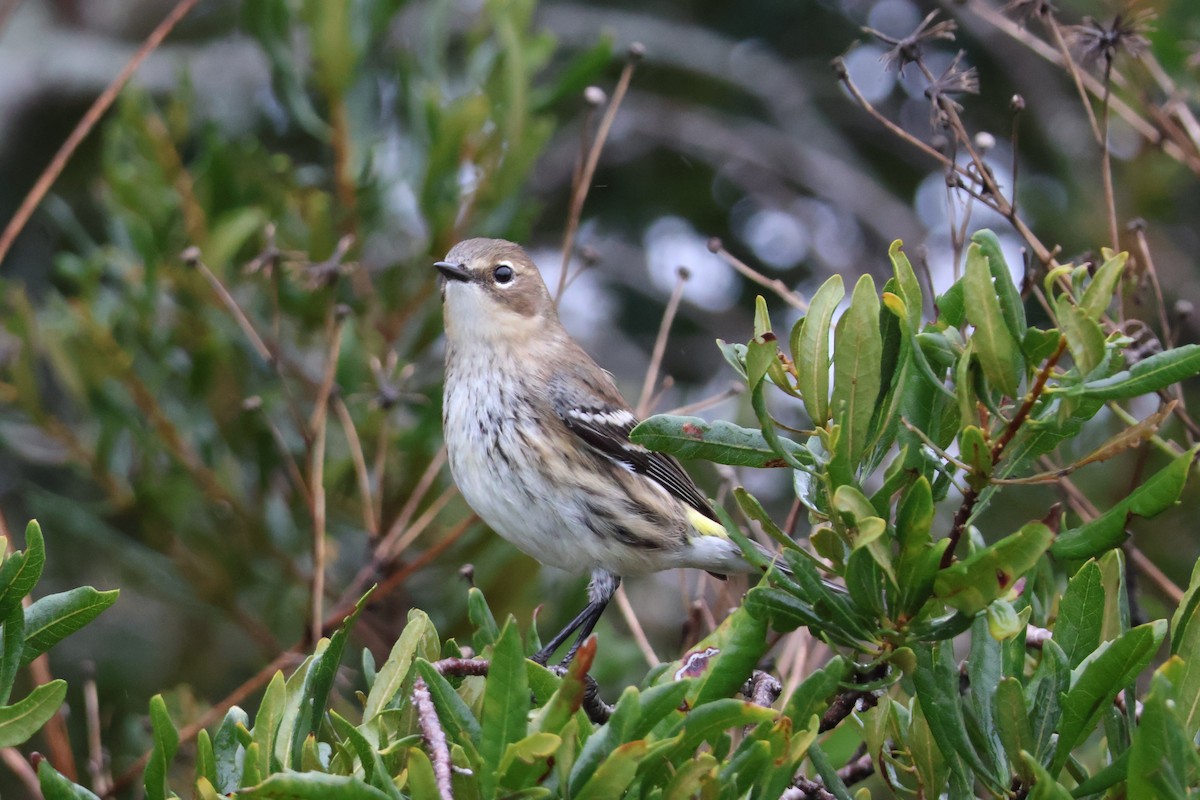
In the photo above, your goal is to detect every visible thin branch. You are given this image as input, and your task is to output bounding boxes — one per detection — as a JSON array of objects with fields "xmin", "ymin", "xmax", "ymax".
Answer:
[
  {"xmin": 636, "ymin": 267, "xmax": 689, "ymax": 418},
  {"xmin": 413, "ymin": 677, "xmax": 455, "ymax": 800},
  {"xmin": 556, "ymin": 44, "xmax": 644, "ymax": 301},
  {"xmin": 613, "ymin": 585, "xmax": 658, "ymax": 667},
  {"xmin": 708, "ymin": 238, "xmax": 808, "ymax": 312},
  {"xmin": 333, "ymin": 396, "xmax": 378, "ymax": 537},
  {"xmin": 84, "ymin": 667, "xmax": 111, "ymax": 795},
  {"xmin": 185, "ymin": 249, "xmax": 274, "ymax": 364},
  {"xmin": 665, "ymin": 382, "xmax": 744, "ymax": 417},
  {"xmin": 308, "ymin": 310, "xmax": 345, "ymax": 644},
  {"xmin": 0, "ymin": 0, "xmax": 203, "ymax": 267},
  {"xmin": 0, "ymin": 748, "xmax": 39, "ymax": 797}
]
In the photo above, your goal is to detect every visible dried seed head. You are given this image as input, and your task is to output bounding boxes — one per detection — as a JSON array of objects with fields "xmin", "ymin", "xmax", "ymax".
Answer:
[
  {"xmin": 865, "ymin": 10, "xmax": 958, "ymax": 75},
  {"xmin": 1068, "ymin": 10, "xmax": 1154, "ymax": 67}
]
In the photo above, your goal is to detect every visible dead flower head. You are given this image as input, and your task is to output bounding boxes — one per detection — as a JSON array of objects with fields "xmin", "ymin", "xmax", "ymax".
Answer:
[
  {"xmin": 1067, "ymin": 9, "xmax": 1154, "ymax": 67},
  {"xmin": 864, "ymin": 10, "xmax": 957, "ymax": 75},
  {"xmin": 1004, "ymin": 0, "xmax": 1055, "ymax": 25},
  {"xmin": 926, "ymin": 51, "xmax": 980, "ymax": 129}
]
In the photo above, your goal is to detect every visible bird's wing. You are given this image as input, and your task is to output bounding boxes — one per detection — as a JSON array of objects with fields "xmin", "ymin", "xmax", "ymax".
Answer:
[{"xmin": 549, "ymin": 377, "xmax": 718, "ymax": 522}]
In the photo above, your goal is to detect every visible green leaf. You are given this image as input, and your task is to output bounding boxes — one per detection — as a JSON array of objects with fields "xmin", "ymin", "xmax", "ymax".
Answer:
[
  {"xmin": 994, "ymin": 677, "xmax": 1034, "ymax": 782},
  {"xmin": 1075, "ymin": 344, "xmax": 1200, "ymax": 399},
  {"xmin": 195, "ymin": 729, "xmax": 216, "ymax": 790},
  {"xmin": 1170, "ymin": 560, "xmax": 1200, "ymax": 735},
  {"xmin": 240, "ymin": 772, "xmax": 393, "ymax": 799},
  {"xmin": 0, "ymin": 521, "xmax": 45, "ymax": 623},
  {"xmin": 0, "ymin": 602, "xmax": 24, "ymax": 705},
  {"xmin": 793, "ymin": 274, "xmax": 844, "ymax": 425},
  {"xmin": 831, "ymin": 274, "xmax": 882, "ymax": 461},
  {"xmin": 38, "ymin": 760, "xmax": 102, "ymax": 800},
  {"xmin": 468, "ymin": 587, "xmax": 500, "ymax": 650},
  {"xmin": 1056, "ymin": 299, "xmax": 1106, "ymax": 378},
  {"xmin": 936, "ymin": 278, "xmax": 966, "ymax": 327},
  {"xmin": 1051, "ymin": 447, "xmax": 1197, "ymax": 559},
  {"xmin": 364, "ymin": 608, "xmax": 438, "ymax": 721},
  {"xmin": 964, "ymin": 242, "xmax": 1022, "ymax": 396},
  {"xmin": 971, "ymin": 230, "xmax": 1026, "ymax": 339},
  {"xmin": 574, "ymin": 740, "xmax": 653, "ymax": 800},
  {"xmin": 656, "ymin": 565, "xmax": 769, "ymax": 707},
  {"xmin": 1052, "ymin": 620, "xmax": 1167, "ymax": 774},
  {"xmin": 480, "ymin": 620, "xmax": 528, "ymax": 796},
  {"xmin": 289, "ymin": 591, "xmax": 369, "ymax": 766},
  {"xmin": 22, "ymin": 587, "xmax": 119, "ymax": 666},
  {"xmin": 934, "ymin": 521, "xmax": 1054, "ymax": 615},
  {"xmin": 144, "ymin": 694, "xmax": 179, "ymax": 800},
  {"xmin": 413, "ymin": 660, "xmax": 483, "ymax": 759},
  {"xmin": 1127, "ymin": 658, "xmax": 1200, "ymax": 797},
  {"xmin": 630, "ymin": 415, "xmax": 814, "ymax": 469},
  {"xmin": 1079, "ymin": 250, "xmax": 1126, "ymax": 320},
  {"xmin": 889, "ymin": 240, "xmax": 923, "ymax": 335},
  {"xmin": 213, "ymin": 706, "xmax": 249, "ymax": 791},
  {"xmin": 1025, "ymin": 640, "xmax": 1068, "ymax": 763},
  {"xmin": 782, "ymin": 657, "xmax": 848, "ymax": 726},
  {"xmin": 913, "ymin": 643, "xmax": 1005, "ymax": 794},
  {"xmin": 251, "ymin": 672, "xmax": 285, "ymax": 779},
  {"xmin": 1020, "ymin": 751, "xmax": 1074, "ymax": 799},
  {"xmin": 0, "ymin": 678, "xmax": 66, "ymax": 748},
  {"xmin": 1055, "ymin": 561, "xmax": 1104, "ymax": 668}
]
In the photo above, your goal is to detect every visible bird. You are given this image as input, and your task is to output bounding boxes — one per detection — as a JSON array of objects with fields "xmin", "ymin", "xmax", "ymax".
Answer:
[{"xmin": 435, "ymin": 238, "xmax": 782, "ymax": 664}]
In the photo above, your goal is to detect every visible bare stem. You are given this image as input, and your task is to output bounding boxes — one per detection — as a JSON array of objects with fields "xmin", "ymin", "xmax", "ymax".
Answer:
[
  {"xmin": 708, "ymin": 239, "xmax": 808, "ymax": 312},
  {"xmin": 333, "ymin": 396, "xmax": 378, "ymax": 536},
  {"xmin": 614, "ymin": 585, "xmax": 659, "ymax": 667},
  {"xmin": 1100, "ymin": 60, "xmax": 1120, "ymax": 256},
  {"xmin": 556, "ymin": 45, "xmax": 643, "ymax": 300},
  {"xmin": 637, "ymin": 267, "xmax": 689, "ymax": 417},
  {"xmin": 0, "ymin": 0, "xmax": 203, "ymax": 266},
  {"xmin": 413, "ymin": 677, "xmax": 455, "ymax": 800}
]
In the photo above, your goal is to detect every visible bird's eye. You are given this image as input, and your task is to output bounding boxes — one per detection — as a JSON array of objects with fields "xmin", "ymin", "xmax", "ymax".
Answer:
[{"xmin": 493, "ymin": 264, "xmax": 514, "ymax": 284}]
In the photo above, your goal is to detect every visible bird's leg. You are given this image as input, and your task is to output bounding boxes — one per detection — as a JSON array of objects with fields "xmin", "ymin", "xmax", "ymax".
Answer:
[{"xmin": 532, "ymin": 571, "xmax": 620, "ymax": 666}]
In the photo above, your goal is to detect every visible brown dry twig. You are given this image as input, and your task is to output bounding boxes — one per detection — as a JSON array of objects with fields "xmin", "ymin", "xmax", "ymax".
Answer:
[{"xmin": 0, "ymin": 0, "xmax": 203, "ymax": 267}]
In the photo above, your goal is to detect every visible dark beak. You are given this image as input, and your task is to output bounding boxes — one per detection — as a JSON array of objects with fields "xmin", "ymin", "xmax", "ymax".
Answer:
[{"xmin": 434, "ymin": 261, "xmax": 471, "ymax": 283}]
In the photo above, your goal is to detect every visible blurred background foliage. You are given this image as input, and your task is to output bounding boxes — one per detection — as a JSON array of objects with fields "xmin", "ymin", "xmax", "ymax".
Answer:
[{"xmin": 0, "ymin": 0, "xmax": 1197, "ymax": 794}]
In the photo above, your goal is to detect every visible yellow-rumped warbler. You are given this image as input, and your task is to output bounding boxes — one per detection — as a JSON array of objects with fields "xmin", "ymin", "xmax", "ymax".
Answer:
[{"xmin": 436, "ymin": 238, "xmax": 775, "ymax": 664}]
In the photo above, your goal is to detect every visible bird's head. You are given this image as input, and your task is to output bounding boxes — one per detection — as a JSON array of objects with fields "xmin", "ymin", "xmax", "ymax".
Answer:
[{"xmin": 435, "ymin": 238, "xmax": 558, "ymax": 345}]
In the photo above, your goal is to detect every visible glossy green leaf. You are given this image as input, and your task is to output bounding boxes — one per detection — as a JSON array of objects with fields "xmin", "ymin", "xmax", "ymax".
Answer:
[
  {"xmin": 364, "ymin": 608, "xmax": 438, "ymax": 721},
  {"xmin": 934, "ymin": 522, "xmax": 1053, "ymax": 615},
  {"xmin": 889, "ymin": 240, "xmax": 923, "ymax": 334},
  {"xmin": 144, "ymin": 694, "xmax": 179, "ymax": 800},
  {"xmin": 38, "ymin": 760, "xmax": 102, "ymax": 800},
  {"xmin": 937, "ymin": 278, "xmax": 966, "ymax": 327},
  {"xmin": 1075, "ymin": 343, "xmax": 1200, "ymax": 399},
  {"xmin": 480, "ymin": 620, "xmax": 528, "ymax": 795},
  {"xmin": 251, "ymin": 672, "xmax": 285, "ymax": 780},
  {"xmin": 195, "ymin": 729, "xmax": 216, "ymax": 790},
  {"xmin": 964, "ymin": 242, "xmax": 1022, "ymax": 396},
  {"xmin": 1052, "ymin": 619, "xmax": 1167, "ymax": 774},
  {"xmin": 793, "ymin": 274, "xmax": 844, "ymax": 425},
  {"xmin": 1051, "ymin": 447, "xmax": 1197, "ymax": 559},
  {"xmin": 240, "ymin": 772, "xmax": 393, "ymax": 799},
  {"xmin": 574, "ymin": 740, "xmax": 652, "ymax": 800},
  {"xmin": 414, "ymin": 660, "xmax": 482, "ymax": 757},
  {"xmin": 913, "ymin": 643, "xmax": 1005, "ymax": 794},
  {"xmin": 290, "ymin": 591, "xmax": 368, "ymax": 767},
  {"xmin": 1055, "ymin": 560, "xmax": 1104, "ymax": 668},
  {"xmin": 971, "ymin": 230, "xmax": 1026, "ymax": 339},
  {"xmin": 994, "ymin": 677, "xmax": 1034, "ymax": 782},
  {"xmin": 1127, "ymin": 658, "xmax": 1200, "ymax": 797},
  {"xmin": 1022, "ymin": 327, "xmax": 1063, "ymax": 364},
  {"xmin": 1079, "ymin": 250, "xmax": 1126, "ymax": 320},
  {"xmin": 22, "ymin": 587, "xmax": 119, "ymax": 666},
  {"xmin": 667, "ymin": 698, "xmax": 777, "ymax": 760},
  {"xmin": 630, "ymin": 415, "xmax": 814, "ymax": 469},
  {"xmin": 468, "ymin": 586, "xmax": 500, "ymax": 650},
  {"xmin": 0, "ymin": 678, "xmax": 65, "ymax": 748},
  {"xmin": 783, "ymin": 656, "xmax": 848, "ymax": 727},
  {"xmin": 1056, "ymin": 299, "xmax": 1106, "ymax": 378},
  {"xmin": 831, "ymin": 274, "xmax": 882, "ymax": 461},
  {"xmin": 1020, "ymin": 751, "xmax": 1073, "ymax": 799},
  {"xmin": 1170, "ymin": 559, "xmax": 1200, "ymax": 735},
  {"xmin": 0, "ymin": 520, "xmax": 45, "ymax": 623},
  {"xmin": 0, "ymin": 602, "xmax": 24, "ymax": 705},
  {"xmin": 214, "ymin": 706, "xmax": 249, "ymax": 792}
]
